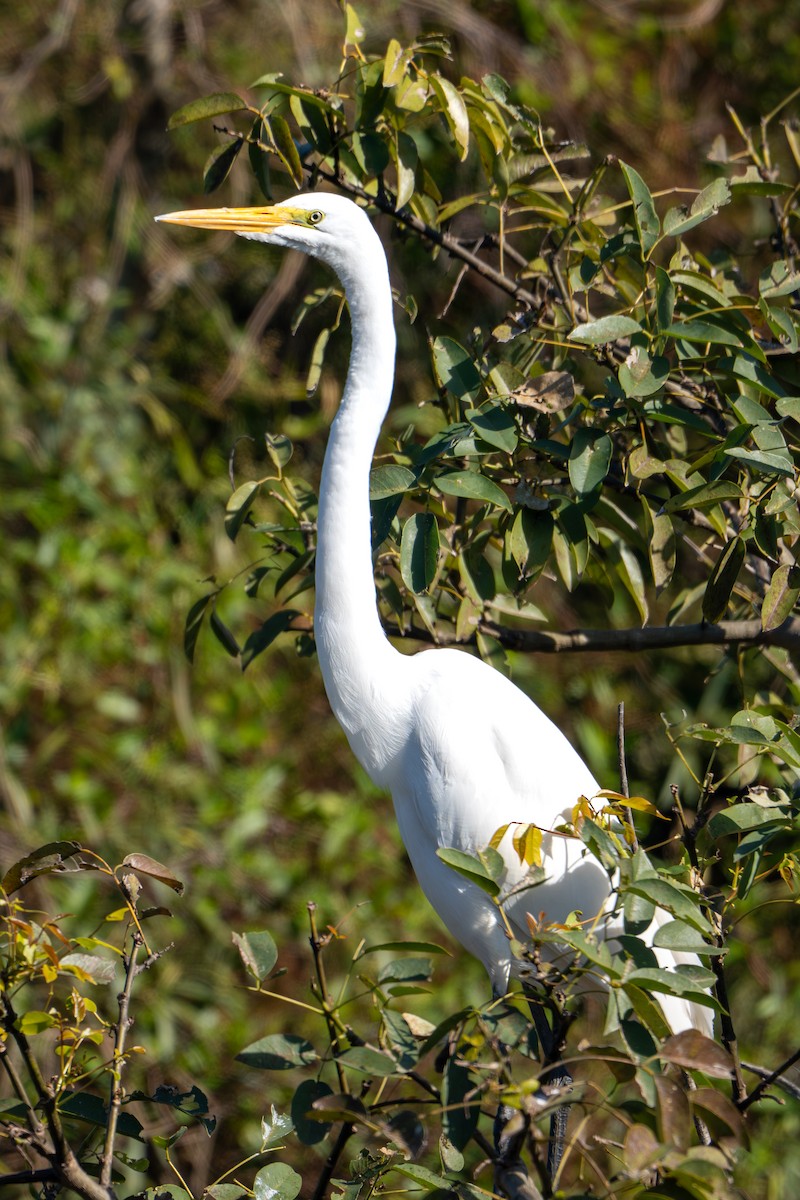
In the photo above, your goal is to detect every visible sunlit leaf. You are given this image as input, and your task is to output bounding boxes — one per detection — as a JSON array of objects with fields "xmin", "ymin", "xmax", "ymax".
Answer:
[
  {"xmin": 253, "ymin": 1163, "xmax": 302, "ymax": 1200},
  {"xmin": 122, "ymin": 853, "xmax": 184, "ymax": 894},
  {"xmin": 620, "ymin": 160, "xmax": 659, "ymax": 257},
  {"xmin": 761, "ymin": 563, "xmax": 800, "ymax": 631},
  {"xmin": 569, "ymin": 429, "xmax": 612, "ymax": 495},
  {"xmin": 435, "ymin": 470, "xmax": 512, "ymax": 511},
  {"xmin": 570, "ymin": 314, "xmax": 642, "ymax": 344},
  {"xmin": 436, "ymin": 847, "xmax": 501, "ymax": 897},
  {"xmin": 167, "ymin": 93, "xmax": 247, "ymax": 130},
  {"xmin": 232, "ymin": 930, "xmax": 278, "ymax": 982}
]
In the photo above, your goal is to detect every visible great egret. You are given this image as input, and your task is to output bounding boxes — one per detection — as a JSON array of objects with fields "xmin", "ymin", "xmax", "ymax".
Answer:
[{"xmin": 156, "ymin": 193, "xmax": 712, "ymax": 1041}]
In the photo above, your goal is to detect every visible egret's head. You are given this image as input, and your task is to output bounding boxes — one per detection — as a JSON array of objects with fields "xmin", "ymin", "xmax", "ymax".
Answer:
[{"xmin": 155, "ymin": 192, "xmax": 377, "ymax": 275}]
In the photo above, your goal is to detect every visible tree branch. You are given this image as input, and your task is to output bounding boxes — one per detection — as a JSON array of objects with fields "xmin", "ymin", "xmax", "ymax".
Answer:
[
  {"xmin": 371, "ymin": 615, "xmax": 800, "ymax": 655},
  {"xmin": 100, "ymin": 930, "xmax": 143, "ymax": 1188},
  {"xmin": 740, "ymin": 1048, "xmax": 800, "ymax": 1111}
]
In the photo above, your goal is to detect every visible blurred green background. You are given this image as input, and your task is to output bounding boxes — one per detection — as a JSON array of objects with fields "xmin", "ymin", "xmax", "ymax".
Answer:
[{"xmin": 2, "ymin": 1, "xmax": 798, "ymax": 1194}]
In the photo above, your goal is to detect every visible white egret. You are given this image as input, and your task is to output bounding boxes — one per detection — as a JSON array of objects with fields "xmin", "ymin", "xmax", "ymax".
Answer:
[{"xmin": 156, "ymin": 194, "xmax": 712, "ymax": 1041}]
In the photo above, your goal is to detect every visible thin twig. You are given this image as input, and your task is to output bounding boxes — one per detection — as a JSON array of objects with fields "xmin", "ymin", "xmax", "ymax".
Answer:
[
  {"xmin": 739, "ymin": 1048, "xmax": 800, "ymax": 1111},
  {"xmin": 307, "ymin": 903, "xmax": 348, "ymax": 1093},
  {"xmin": 616, "ymin": 702, "xmax": 637, "ymax": 850},
  {"xmin": 100, "ymin": 930, "xmax": 143, "ymax": 1188}
]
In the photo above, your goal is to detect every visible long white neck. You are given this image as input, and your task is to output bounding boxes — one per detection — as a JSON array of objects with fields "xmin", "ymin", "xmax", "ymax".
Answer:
[{"xmin": 313, "ymin": 225, "xmax": 405, "ymax": 777}]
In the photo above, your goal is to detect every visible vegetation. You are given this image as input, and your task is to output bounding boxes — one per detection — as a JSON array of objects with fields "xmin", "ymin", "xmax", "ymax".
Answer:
[{"xmin": 1, "ymin": 3, "xmax": 798, "ymax": 1199}]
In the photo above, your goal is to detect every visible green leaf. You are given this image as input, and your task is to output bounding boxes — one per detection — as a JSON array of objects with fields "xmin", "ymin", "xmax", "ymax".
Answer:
[
  {"xmin": 442, "ymin": 1056, "xmax": 480, "ymax": 1149},
  {"xmin": 383, "ymin": 37, "xmax": 409, "ymax": 87},
  {"xmin": 392, "ymin": 1164, "xmax": 450, "ymax": 1191},
  {"xmin": 702, "ymin": 536, "xmax": 745, "ymax": 622},
  {"xmin": 665, "ymin": 319, "xmax": 741, "ymax": 348},
  {"xmin": 430, "ymin": 76, "xmax": 470, "ymax": 160},
  {"xmin": 248, "ymin": 119, "xmax": 272, "ymax": 200},
  {"xmin": 761, "ymin": 564, "xmax": 800, "ymax": 631},
  {"xmin": 569, "ymin": 429, "xmax": 612, "ymax": 495},
  {"xmin": 232, "ymin": 931, "xmax": 278, "ymax": 981},
  {"xmin": 707, "ymin": 802, "xmax": 789, "ymax": 838},
  {"xmin": 253, "ymin": 1163, "xmax": 302, "ymax": 1200},
  {"xmin": 601, "ymin": 530, "xmax": 648, "ymax": 624},
  {"xmin": 291, "ymin": 1080, "xmax": 333, "ymax": 1145},
  {"xmin": 369, "ymin": 464, "xmax": 417, "ymax": 499},
  {"xmin": 400, "ymin": 512, "xmax": 439, "ymax": 593},
  {"xmin": 651, "ymin": 920, "xmax": 717, "ymax": 956},
  {"xmin": 395, "ymin": 130, "xmax": 418, "ymax": 207},
  {"xmin": 59, "ymin": 955, "xmax": 116, "ymax": 984},
  {"xmin": 210, "ymin": 610, "xmax": 239, "ymax": 658},
  {"xmin": 466, "ymin": 404, "xmax": 518, "ymax": 453},
  {"xmin": 759, "ymin": 299, "xmax": 798, "ymax": 353},
  {"xmin": 377, "ymin": 956, "xmax": 433, "ymax": 984},
  {"xmin": 432, "ymin": 336, "xmax": 482, "ymax": 402},
  {"xmin": 663, "ymin": 481, "xmax": 741, "ymax": 513},
  {"xmin": 654, "ymin": 266, "xmax": 676, "ymax": 331},
  {"xmin": 508, "ymin": 508, "xmax": 553, "ymax": 580},
  {"xmin": 648, "ymin": 510, "xmax": 676, "ymax": 592},
  {"xmin": 620, "ymin": 161, "xmax": 660, "ymax": 257},
  {"xmin": 236, "ymin": 1033, "xmax": 317, "ymax": 1070},
  {"xmin": 225, "ymin": 481, "xmax": 261, "ymax": 541},
  {"xmin": 167, "ymin": 93, "xmax": 247, "ymax": 130},
  {"xmin": 570, "ymin": 314, "xmax": 642, "ymax": 344},
  {"xmin": 265, "ymin": 432, "xmax": 293, "ymax": 469},
  {"xmin": 776, "ymin": 396, "xmax": 800, "ymax": 424},
  {"xmin": 662, "ymin": 177, "xmax": 731, "ymax": 238},
  {"xmin": 241, "ymin": 610, "xmax": 300, "ymax": 670},
  {"xmin": 724, "ymin": 446, "xmax": 794, "ymax": 477},
  {"xmin": 251, "ymin": 74, "xmax": 337, "ymax": 112},
  {"xmin": 2, "ymin": 841, "xmax": 87, "ymax": 893},
  {"xmin": 625, "ymin": 879, "xmax": 712, "ymax": 934},
  {"xmin": 626, "ymin": 965, "xmax": 716, "ymax": 995},
  {"xmin": 436, "ymin": 847, "xmax": 501, "ymax": 897},
  {"xmin": 19, "ymin": 1010, "xmax": 56, "ymax": 1033},
  {"xmin": 618, "ymin": 348, "xmax": 669, "ymax": 398},
  {"xmin": 759, "ymin": 259, "xmax": 800, "ymax": 298},
  {"xmin": 434, "ymin": 470, "xmax": 512, "ymax": 511},
  {"xmin": 337, "ymin": 1047, "xmax": 398, "ymax": 1076},
  {"xmin": 184, "ymin": 593, "xmax": 213, "ymax": 663},
  {"xmin": 203, "ymin": 139, "xmax": 243, "ymax": 194},
  {"xmin": 61, "ymin": 1092, "xmax": 144, "ymax": 1139},
  {"xmin": 306, "ymin": 327, "xmax": 330, "ymax": 397},
  {"xmin": 271, "ymin": 113, "xmax": 304, "ymax": 187},
  {"xmin": 260, "ymin": 1107, "xmax": 294, "ymax": 1148}
]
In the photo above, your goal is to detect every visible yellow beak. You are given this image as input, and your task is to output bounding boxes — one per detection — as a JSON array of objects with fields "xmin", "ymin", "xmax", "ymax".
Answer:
[{"xmin": 155, "ymin": 205, "xmax": 298, "ymax": 233}]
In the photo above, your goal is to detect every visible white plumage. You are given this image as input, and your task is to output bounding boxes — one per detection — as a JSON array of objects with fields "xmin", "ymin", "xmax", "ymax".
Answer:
[{"xmin": 157, "ymin": 193, "xmax": 711, "ymax": 1037}]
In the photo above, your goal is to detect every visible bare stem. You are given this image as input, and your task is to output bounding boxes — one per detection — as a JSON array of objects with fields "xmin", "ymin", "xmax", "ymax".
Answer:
[
  {"xmin": 739, "ymin": 1047, "xmax": 800, "ymax": 1112},
  {"xmin": 308, "ymin": 903, "xmax": 348, "ymax": 1093},
  {"xmin": 616, "ymin": 702, "xmax": 637, "ymax": 850},
  {"xmin": 100, "ymin": 929, "xmax": 143, "ymax": 1188}
]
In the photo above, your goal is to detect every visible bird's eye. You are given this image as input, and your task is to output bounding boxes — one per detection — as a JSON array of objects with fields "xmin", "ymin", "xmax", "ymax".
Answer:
[{"xmin": 308, "ymin": 210, "xmax": 324, "ymax": 225}]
